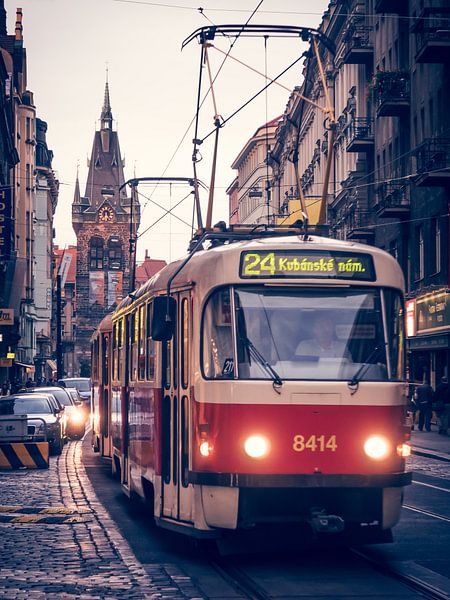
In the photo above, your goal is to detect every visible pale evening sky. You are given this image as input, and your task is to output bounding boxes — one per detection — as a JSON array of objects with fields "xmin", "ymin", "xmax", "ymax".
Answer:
[{"xmin": 5, "ymin": 0, "xmax": 328, "ymax": 263}]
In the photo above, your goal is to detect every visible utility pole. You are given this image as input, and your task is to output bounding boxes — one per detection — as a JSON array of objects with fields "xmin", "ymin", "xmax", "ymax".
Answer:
[
  {"xmin": 56, "ymin": 273, "xmax": 63, "ymax": 380},
  {"xmin": 129, "ymin": 182, "xmax": 137, "ymax": 294}
]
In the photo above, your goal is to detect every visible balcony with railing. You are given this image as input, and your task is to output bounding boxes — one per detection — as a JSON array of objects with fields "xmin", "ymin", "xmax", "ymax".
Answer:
[
  {"xmin": 413, "ymin": 7, "xmax": 450, "ymax": 63},
  {"xmin": 373, "ymin": 71, "xmax": 410, "ymax": 117},
  {"xmin": 342, "ymin": 18, "xmax": 373, "ymax": 65},
  {"xmin": 415, "ymin": 138, "xmax": 450, "ymax": 186},
  {"xmin": 345, "ymin": 210, "xmax": 374, "ymax": 241},
  {"xmin": 375, "ymin": 181, "xmax": 411, "ymax": 218},
  {"xmin": 374, "ymin": 0, "xmax": 408, "ymax": 14},
  {"xmin": 346, "ymin": 117, "xmax": 374, "ymax": 153}
]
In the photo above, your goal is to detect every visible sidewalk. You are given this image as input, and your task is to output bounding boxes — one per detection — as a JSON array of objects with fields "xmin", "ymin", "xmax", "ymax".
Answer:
[{"xmin": 410, "ymin": 425, "xmax": 450, "ymax": 462}]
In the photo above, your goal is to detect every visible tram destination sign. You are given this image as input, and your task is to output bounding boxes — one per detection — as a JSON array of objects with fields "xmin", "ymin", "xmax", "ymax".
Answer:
[{"xmin": 240, "ymin": 250, "xmax": 375, "ymax": 280}]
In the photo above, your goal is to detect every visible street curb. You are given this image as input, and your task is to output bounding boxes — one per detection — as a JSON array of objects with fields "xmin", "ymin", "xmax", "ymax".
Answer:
[{"xmin": 412, "ymin": 446, "xmax": 450, "ymax": 463}]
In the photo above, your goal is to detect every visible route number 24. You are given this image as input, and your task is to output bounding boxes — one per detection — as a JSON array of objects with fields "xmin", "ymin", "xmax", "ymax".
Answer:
[{"xmin": 293, "ymin": 434, "xmax": 337, "ymax": 452}]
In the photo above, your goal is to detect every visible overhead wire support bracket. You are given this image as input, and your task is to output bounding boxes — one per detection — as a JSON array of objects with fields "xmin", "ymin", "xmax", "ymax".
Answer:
[{"xmin": 182, "ymin": 24, "xmax": 336, "ymax": 56}]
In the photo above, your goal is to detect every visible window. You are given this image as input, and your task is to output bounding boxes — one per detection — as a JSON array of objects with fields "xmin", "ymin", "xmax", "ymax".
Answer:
[
  {"xmin": 89, "ymin": 237, "xmax": 104, "ymax": 270},
  {"xmin": 201, "ymin": 286, "xmax": 403, "ymax": 382},
  {"xmin": 417, "ymin": 225, "xmax": 424, "ymax": 280},
  {"xmin": 108, "ymin": 238, "xmax": 122, "ymax": 270},
  {"xmin": 202, "ymin": 288, "xmax": 234, "ymax": 379},
  {"xmin": 430, "ymin": 217, "xmax": 441, "ymax": 274},
  {"xmin": 138, "ymin": 304, "xmax": 146, "ymax": 380},
  {"xmin": 146, "ymin": 303, "xmax": 156, "ymax": 380},
  {"xmin": 181, "ymin": 298, "xmax": 189, "ymax": 388}
]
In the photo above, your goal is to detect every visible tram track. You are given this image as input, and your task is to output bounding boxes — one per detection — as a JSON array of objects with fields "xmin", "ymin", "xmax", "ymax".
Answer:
[
  {"xmin": 352, "ymin": 547, "xmax": 450, "ymax": 600},
  {"xmin": 210, "ymin": 535, "xmax": 450, "ymax": 600},
  {"xmin": 210, "ymin": 559, "xmax": 271, "ymax": 600}
]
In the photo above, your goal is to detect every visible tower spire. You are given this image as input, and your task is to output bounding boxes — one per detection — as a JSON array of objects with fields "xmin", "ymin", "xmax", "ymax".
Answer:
[
  {"xmin": 73, "ymin": 162, "xmax": 81, "ymax": 204},
  {"xmin": 100, "ymin": 71, "xmax": 112, "ymax": 130}
]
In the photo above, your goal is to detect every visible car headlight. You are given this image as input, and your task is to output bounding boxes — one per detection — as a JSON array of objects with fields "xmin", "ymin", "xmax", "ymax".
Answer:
[
  {"xmin": 364, "ymin": 435, "xmax": 390, "ymax": 460},
  {"xmin": 244, "ymin": 435, "xmax": 270, "ymax": 459}
]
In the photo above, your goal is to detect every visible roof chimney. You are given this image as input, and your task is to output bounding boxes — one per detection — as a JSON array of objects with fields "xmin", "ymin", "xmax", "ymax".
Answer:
[
  {"xmin": 145, "ymin": 249, "xmax": 149, "ymax": 259},
  {"xmin": 0, "ymin": 0, "xmax": 6, "ymax": 36},
  {"xmin": 15, "ymin": 8, "xmax": 23, "ymax": 41}
]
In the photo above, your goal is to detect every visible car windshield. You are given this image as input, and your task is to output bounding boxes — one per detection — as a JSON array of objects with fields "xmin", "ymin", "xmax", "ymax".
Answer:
[
  {"xmin": 40, "ymin": 388, "xmax": 71, "ymax": 406},
  {"xmin": 202, "ymin": 286, "xmax": 404, "ymax": 382},
  {"xmin": 63, "ymin": 379, "xmax": 90, "ymax": 392},
  {"xmin": 11, "ymin": 398, "xmax": 52, "ymax": 414}
]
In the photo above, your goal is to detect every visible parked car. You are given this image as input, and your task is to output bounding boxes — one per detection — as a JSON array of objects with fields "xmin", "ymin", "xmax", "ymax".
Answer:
[
  {"xmin": 21, "ymin": 386, "xmax": 85, "ymax": 440},
  {"xmin": 57, "ymin": 378, "xmax": 91, "ymax": 408},
  {"xmin": 0, "ymin": 394, "xmax": 65, "ymax": 455}
]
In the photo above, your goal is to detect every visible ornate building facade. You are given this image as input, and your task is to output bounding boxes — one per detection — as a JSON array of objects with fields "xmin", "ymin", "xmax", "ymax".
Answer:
[{"xmin": 72, "ymin": 84, "xmax": 140, "ymax": 376}]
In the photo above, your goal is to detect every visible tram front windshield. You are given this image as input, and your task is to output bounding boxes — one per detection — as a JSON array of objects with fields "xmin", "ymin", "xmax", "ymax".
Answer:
[{"xmin": 202, "ymin": 286, "xmax": 404, "ymax": 381}]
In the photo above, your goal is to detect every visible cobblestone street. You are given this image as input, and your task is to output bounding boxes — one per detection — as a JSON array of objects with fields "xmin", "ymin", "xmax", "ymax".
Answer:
[{"xmin": 0, "ymin": 439, "xmax": 204, "ymax": 599}]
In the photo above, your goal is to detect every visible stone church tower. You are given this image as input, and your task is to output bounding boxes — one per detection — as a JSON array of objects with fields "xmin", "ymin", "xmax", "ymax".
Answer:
[{"xmin": 72, "ymin": 83, "xmax": 140, "ymax": 376}]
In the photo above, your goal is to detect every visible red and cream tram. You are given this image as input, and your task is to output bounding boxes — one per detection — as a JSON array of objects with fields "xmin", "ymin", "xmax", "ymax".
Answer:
[{"xmin": 91, "ymin": 230, "xmax": 411, "ymax": 543}]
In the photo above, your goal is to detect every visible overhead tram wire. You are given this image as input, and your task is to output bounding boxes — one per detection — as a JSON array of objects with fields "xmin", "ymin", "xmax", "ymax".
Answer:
[
  {"xmin": 135, "ymin": 188, "xmax": 193, "ymax": 231},
  {"xmin": 112, "ymin": 1, "xmax": 450, "ymax": 23},
  {"xmin": 137, "ymin": 2, "xmax": 264, "ymax": 222},
  {"xmin": 199, "ymin": 51, "xmax": 306, "ymax": 145}
]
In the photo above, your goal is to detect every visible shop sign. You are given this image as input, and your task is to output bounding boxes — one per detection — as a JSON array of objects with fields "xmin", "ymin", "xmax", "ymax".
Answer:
[
  {"xmin": 0, "ymin": 308, "xmax": 14, "ymax": 325},
  {"xmin": 406, "ymin": 299, "xmax": 416, "ymax": 337},
  {"xmin": 6, "ymin": 352, "xmax": 15, "ymax": 359},
  {"xmin": 416, "ymin": 291, "xmax": 450, "ymax": 334},
  {"xmin": 0, "ymin": 359, "xmax": 12, "ymax": 367},
  {"xmin": 0, "ymin": 187, "xmax": 13, "ymax": 260}
]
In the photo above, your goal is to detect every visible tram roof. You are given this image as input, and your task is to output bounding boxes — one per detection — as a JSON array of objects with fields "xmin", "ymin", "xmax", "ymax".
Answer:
[{"xmin": 115, "ymin": 235, "xmax": 404, "ymax": 313}]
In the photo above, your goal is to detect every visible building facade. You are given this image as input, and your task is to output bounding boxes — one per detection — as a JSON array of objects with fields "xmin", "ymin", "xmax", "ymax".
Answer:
[
  {"xmin": 0, "ymin": 4, "xmax": 57, "ymax": 386},
  {"xmin": 228, "ymin": 0, "xmax": 450, "ymax": 386},
  {"xmin": 72, "ymin": 84, "xmax": 140, "ymax": 376},
  {"xmin": 34, "ymin": 118, "xmax": 58, "ymax": 382}
]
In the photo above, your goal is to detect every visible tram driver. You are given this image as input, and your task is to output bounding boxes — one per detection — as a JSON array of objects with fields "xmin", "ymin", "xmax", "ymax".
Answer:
[{"xmin": 296, "ymin": 313, "xmax": 351, "ymax": 360}]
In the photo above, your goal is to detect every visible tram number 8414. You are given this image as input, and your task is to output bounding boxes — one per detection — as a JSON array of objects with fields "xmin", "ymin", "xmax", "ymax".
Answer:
[{"xmin": 292, "ymin": 434, "xmax": 338, "ymax": 452}]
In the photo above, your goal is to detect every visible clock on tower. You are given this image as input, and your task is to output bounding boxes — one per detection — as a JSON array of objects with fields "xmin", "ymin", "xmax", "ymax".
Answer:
[{"xmin": 99, "ymin": 206, "xmax": 114, "ymax": 222}]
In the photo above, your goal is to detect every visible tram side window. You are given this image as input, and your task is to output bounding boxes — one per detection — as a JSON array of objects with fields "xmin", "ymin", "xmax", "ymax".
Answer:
[
  {"xmin": 202, "ymin": 288, "xmax": 234, "ymax": 379},
  {"xmin": 138, "ymin": 305, "xmax": 146, "ymax": 380},
  {"xmin": 129, "ymin": 312, "xmax": 138, "ymax": 381},
  {"xmin": 146, "ymin": 303, "xmax": 156, "ymax": 380},
  {"xmin": 112, "ymin": 323, "xmax": 118, "ymax": 381},
  {"xmin": 384, "ymin": 289, "xmax": 405, "ymax": 380},
  {"xmin": 181, "ymin": 298, "xmax": 189, "ymax": 389},
  {"xmin": 102, "ymin": 334, "xmax": 109, "ymax": 385},
  {"xmin": 117, "ymin": 319, "xmax": 123, "ymax": 381}
]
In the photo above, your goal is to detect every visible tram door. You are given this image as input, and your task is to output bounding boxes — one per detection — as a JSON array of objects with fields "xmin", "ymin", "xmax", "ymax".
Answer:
[
  {"xmin": 161, "ymin": 290, "xmax": 193, "ymax": 523},
  {"xmin": 122, "ymin": 315, "xmax": 131, "ymax": 487},
  {"xmin": 101, "ymin": 333, "xmax": 111, "ymax": 458}
]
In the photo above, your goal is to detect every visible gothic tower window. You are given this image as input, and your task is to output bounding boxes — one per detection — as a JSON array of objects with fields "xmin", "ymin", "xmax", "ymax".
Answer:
[
  {"xmin": 108, "ymin": 237, "xmax": 122, "ymax": 270},
  {"xmin": 89, "ymin": 237, "xmax": 104, "ymax": 270}
]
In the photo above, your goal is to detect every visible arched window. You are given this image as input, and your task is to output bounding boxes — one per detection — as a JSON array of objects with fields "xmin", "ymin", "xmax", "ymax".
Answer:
[
  {"xmin": 108, "ymin": 237, "xmax": 122, "ymax": 270},
  {"xmin": 89, "ymin": 237, "xmax": 104, "ymax": 270}
]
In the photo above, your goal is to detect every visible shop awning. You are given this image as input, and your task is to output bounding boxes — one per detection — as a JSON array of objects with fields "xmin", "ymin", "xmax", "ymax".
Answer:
[
  {"xmin": 13, "ymin": 361, "xmax": 35, "ymax": 372},
  {"xmin": 46, "ymin": 359, "xmax": 57, "ymax": 373}
]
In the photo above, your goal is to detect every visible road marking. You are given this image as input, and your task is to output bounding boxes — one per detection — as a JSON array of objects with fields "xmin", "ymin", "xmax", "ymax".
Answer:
[
  {"xmin": 403, "ymin": 504, "xmax": 450, "ymax": 523},
  {"xmin": 0, "ymin": 505, "xmax": 89, "ymax": 514},
  {"xmin": 412, "ymin": 479, "xmax": 450, "ymax": 493},
  {"xmin": 0, "ymin": 514, "xmax": 90, "ymax": 524}
]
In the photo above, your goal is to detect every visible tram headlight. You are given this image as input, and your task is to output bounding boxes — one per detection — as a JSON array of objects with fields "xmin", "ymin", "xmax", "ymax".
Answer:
[
  {"xmin": 199, "ymin": 441, "xmax": 212, "ymax": 457},
  {"xmin": 244, "ymin": 435, "xmax": 270, "ymax": 459},
  {"xmin": 364, "ymin": 435, "xmax": 390, "ymax": 460}
]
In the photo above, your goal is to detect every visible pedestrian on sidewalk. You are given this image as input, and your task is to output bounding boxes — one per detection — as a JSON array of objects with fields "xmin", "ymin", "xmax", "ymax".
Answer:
[
  {"xmin": 414, "ymin": 380, "xmax": 434, "ymax": 432},
  {"xmin": 434, "ymin": 376, "xmax": 450, "ymax": 435}
]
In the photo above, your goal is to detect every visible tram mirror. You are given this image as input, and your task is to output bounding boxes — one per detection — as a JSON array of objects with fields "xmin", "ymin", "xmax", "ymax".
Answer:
[{"xmin": 152, "ymin": 296, "xmax": 176, "ymax": 341}]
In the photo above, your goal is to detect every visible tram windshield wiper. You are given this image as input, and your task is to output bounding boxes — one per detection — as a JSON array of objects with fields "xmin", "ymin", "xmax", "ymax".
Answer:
[
  {"xmin": 244, "ymin": 335, "xmax": 283, "ymax": 390},
  {"xmin": 348, "ymin": 345, "xmax": 383, "ymax": 391}
]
